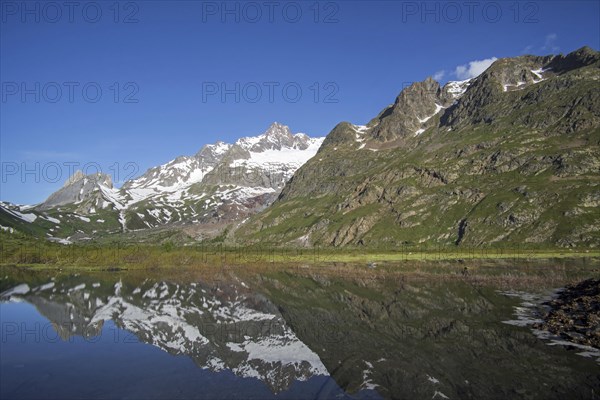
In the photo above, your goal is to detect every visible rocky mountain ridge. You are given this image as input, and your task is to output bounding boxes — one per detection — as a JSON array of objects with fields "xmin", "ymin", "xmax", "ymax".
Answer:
[{"xmin": 235, "ymin": 46, "xmax": 600, "ymax": 248}]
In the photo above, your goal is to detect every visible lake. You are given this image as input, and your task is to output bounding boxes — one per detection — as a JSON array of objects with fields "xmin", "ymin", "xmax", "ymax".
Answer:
[{"xmin": 1, "ymin": 261, "xmax": 599, "ymax": 399}]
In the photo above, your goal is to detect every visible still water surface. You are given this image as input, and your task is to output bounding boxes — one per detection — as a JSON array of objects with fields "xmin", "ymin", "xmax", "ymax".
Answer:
[{"xmin": 1, "ymin": 264, "xmax": 598, "ymax": 399}]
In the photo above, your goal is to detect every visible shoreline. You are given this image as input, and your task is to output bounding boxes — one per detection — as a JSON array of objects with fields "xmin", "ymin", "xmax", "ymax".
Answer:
[
  {"xmin": 1, "ymin": 252, "xmax": 599, "ymax": 270},
  {"xmin": 1, "ymin": 238, "xmax": 599, "ymax": 270}
]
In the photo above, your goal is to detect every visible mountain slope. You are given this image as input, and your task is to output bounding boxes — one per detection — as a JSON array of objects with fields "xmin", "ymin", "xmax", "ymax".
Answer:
[{"xmin": 236, "ymin": 47, "xmax": 600, "ymax": 248}]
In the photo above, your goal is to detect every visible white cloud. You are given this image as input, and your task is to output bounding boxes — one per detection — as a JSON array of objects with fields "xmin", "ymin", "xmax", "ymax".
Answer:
[
  {"xmin": 454, "ymin": 57, "xmax": 498, "ymax": 80},
  {"xmin": 432, "ymin": 70, "xmax": 445, "ymax": 81},
  {"xmin": 542, "ymin": 33, "xmax": 559, "ymax": 52},
  {"xmin": 522, "ymin": 33, "xmax": 560, "ymax": 55},
  {"xmin": 521, "ymin": 45, "xmax": 534, "ymax": 54}
]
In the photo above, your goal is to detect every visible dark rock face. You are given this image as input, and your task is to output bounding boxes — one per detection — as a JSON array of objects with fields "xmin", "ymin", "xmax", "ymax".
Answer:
[
  {"xmin": 370, "ymin": 77, "xmax": 444, "ymax": 142},
  {"xmin": 546, "ymin": 46, "xmax": 600, "ymax": 74},
  {"xmin": 534, "ymin": 278, "xmax": 600, "ymax": 348}
]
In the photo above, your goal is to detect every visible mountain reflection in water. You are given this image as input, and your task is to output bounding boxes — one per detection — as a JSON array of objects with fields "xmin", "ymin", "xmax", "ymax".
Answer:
[{"xmin": 0, "ymin": 264, "xmax": 598, "ymax": 399}]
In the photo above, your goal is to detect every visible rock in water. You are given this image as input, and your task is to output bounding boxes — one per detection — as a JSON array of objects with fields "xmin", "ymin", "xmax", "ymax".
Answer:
[{"xmin": 534, "ymin": 278, "xmax": 600, "ymax": 348}]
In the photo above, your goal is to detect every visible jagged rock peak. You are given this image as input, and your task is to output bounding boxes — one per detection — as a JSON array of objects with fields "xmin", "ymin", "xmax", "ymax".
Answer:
[
  {"xmin": 63, "ymin": 170, "xmax": 112, "ymax": 188},
  {"xmin": 264, "ymin": 122, "xmax": 293, "ymax": 138},
  {"xmin": 546, "ymin": 46, "xmax": 600, "ymax": 74},
  {"xmin": 235, "ymin": 122, "xmax": 313, "ymax": 152},
  {"xmin": 195, "ymin": 141, "xmax": 232, "ymax": 160},
  {"xmin": 38, "ymin": 171, "xmax": 114, "ymax": 211},
  {"xmin": 63, "ymin": 170, "xmax": 85, "ymax": 187},
  {"xmin": 367, "ymin": 78, "xmax": 445, "ymax": 141}
]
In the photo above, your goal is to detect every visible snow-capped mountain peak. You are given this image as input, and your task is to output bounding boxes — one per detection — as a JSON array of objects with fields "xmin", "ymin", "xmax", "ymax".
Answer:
[
  {"xmin": 26, "ymin": 123, "xmax": 324, "ymax": 238},
  {"xmin": 124, "ymin": 123, "xmax": 321, "ymax": 196},
  {"xmin": 236, "ymin": 122, "xmax": 305, "ymax": 152},
  {"xmin": 264, "ymin": 121, "xmax": 292, "ymax": 137}
]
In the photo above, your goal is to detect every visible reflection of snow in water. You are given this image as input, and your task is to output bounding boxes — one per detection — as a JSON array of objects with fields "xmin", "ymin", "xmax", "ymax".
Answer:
[
  {"xmin": 499, "ymin": 290, "xmax": 545, "ymax": 327},
  {"xmin": 425, "ymin": 374, "xmax": 450, "ymax": 399},
  {"xmin": 2, "ymin": 279, "xmax": 331, "ymax": 392},
  {"xmin": 0, "ymin": 284, "xmax": 30, "ymax": 297},
  {"xmin": 360, "ymin": 360, "xmax": 378, "ymax": 390},
  {"xmin": 499, "ymin": 290, "xmax": 600, "ymax": 364}
]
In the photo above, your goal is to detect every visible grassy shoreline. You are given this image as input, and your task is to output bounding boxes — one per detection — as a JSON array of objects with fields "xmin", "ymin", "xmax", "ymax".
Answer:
[
  {"xmin": 1, "ymin": 247, "xmax": 599, "ymax": 272},
  {"xmin": 2, "ymin": 257, "xmax": 599, "ymax": 295},
  {"xmin": 2, "ymin": 231, "xmax": 599, "ymax": 270}
]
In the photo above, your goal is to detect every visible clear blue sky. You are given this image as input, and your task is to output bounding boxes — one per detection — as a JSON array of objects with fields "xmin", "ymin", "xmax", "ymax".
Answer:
[{"xmin": 1, "ymin": 0, "xmax": 599, "ymax": 204}]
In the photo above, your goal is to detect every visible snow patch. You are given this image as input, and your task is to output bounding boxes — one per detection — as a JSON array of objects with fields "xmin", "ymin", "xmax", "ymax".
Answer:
[
  {"xmin": 0, "ymin": 225, "xmax": 14, "ymax": 233},
  {"xmin": 418, "ymin": 104, "xmax": 445, "ymax": 124},
  {"xmin": 1, "ymin": 284, "xmax": 31, "ymax": 297},
  {"xmin": 445, "ymin": 79, "xmax": 473, "ymax": 98},
  {"xmin": 531, "ymin": 67, "xmax": 550, "ymax": 83},
  {"xmin": 37, "ymin": 282, "xmax": 55, "ymax": 291},
  {"xmin": 11, "ymin": 210, "xmax": 37, "ymax": 223},
  {"xmin": 74, "ymin": 215, "xmax": 91, "ymax": 222},
  {"xmin": 238, "ymin": 138, "xmax": 324, "ymax": 168},
  {"xmin": 42, "ymin": 216, "xmax": 60, "ymax": 224},
  {"xmin": 70, "ymin": 283, "xmax": 86, "ymax": 292}
]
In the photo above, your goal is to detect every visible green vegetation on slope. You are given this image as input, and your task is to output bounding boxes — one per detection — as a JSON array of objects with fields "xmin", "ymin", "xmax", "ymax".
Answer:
[{"xmin": 237, "ymin": 48, "xmax": 600, "ymax": 249}]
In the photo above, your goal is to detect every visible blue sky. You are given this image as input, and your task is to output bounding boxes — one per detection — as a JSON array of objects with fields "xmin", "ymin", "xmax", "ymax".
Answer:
[{"xmin": 1, "ymin": 0, "xmax": 599, "ymax": 204}]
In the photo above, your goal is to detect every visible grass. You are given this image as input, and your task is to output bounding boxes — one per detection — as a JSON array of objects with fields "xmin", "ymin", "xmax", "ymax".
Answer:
[{"xmin": 1, "ymin": 231, "xmax": 599, "ymax": 272}]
